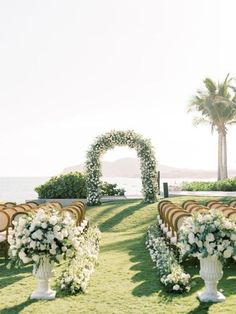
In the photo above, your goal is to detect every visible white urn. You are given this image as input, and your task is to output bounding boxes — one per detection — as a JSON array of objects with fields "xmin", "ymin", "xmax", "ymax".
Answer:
[
  {"xmin": 198, "ymin": 256, "xmax": 225, "ymax": 302},
  {"xmin": 30, "ymin": 256, "xmax": 56, "ymax": 300}
]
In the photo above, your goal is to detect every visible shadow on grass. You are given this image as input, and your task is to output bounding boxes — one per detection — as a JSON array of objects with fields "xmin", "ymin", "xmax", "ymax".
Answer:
[
  {"xmin": 0, "ymin": 258, "xmax": 32, "ymax": 288},
  {"xmin": 1, "ymin": 299, "xmax": 38, "ymax": 314},
  {"xmin": 87, "ymin": 203, "xmax": 125, "ymax": 225},
  {"xmin": 128, "ymin": 235, "xmax": 159, "ymax": 297},
  {"xmin": 99, "ymin": 202, "xmax": 147, "ymax": 232}
]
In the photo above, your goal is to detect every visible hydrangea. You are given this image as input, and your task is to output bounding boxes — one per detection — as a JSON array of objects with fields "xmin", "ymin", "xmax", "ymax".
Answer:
[
  {"xmin": 8, "ymin": 208, "xmax": 89, "ymax": 269},
  {"xmin": 178, "ymin": 209, "xmax": 236, "ymax": 263}
]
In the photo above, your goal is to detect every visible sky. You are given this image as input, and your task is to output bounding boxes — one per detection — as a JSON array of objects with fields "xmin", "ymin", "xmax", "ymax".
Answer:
[{"xmin": 0, "ymin": 0, "xmax": 236, "ymax": 176}]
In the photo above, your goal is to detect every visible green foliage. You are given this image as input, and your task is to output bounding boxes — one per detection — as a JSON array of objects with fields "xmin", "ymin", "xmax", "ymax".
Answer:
[
  {"xmin": 182, "ymin": 177, "xmax": 236, "ymax": 191},
  {"xmin": 35, "ymin": 172, "xmax": 87, "ymax": 199},
  {"xmin": 100, "ymin": 182, "xmax": 125, "ymax": 196},
  {"xmin": 35, "ymin": 173, "xmax": 126, "ymax": 199}
]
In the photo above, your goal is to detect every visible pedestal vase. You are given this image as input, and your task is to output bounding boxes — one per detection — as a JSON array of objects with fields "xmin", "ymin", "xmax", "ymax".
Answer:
[
  {"xmin": 198, "ymin": 256, "xmax": 225, "ymax": 302},
  {"xmin": 30, "ymin": 256, "xmax": 56, "ymax": 300}
]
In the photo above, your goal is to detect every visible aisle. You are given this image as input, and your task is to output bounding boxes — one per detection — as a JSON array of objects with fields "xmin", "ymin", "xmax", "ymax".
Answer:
[{"xmin": 3, "ymin": 200, "xmax": 234, "ymax": 313}]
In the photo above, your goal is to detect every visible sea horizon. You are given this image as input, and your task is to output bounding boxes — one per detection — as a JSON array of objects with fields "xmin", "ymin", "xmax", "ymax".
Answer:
[{"xmin": 0, "ymin": 176, "xmax": 217, "ymax": 203}]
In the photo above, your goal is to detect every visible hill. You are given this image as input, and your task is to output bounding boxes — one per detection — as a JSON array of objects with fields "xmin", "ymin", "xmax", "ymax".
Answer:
[{"xmin": 61, "ymin": 157, "xmax": 236, "ymax": 179}]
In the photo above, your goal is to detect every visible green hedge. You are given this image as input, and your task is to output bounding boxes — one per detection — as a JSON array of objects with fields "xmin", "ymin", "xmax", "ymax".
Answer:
[
  {"xmin": 35, "ymin": 173, "xmax": 126, "ymax": 199},
  {"xmin": 181, "ymin": 177, "xmax": 236, "ymax": 191},
  {"xmin": 35, "ymin": 172, "xmax": 87, "ymax": 199}
]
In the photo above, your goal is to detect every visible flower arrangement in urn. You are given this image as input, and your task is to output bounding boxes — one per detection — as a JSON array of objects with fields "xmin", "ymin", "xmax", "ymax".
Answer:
[
  {"xmin": 8, "ymin": 208, "xmax": 89, "ymax": 299},
  {"xmin": 179, "ymin": 209, "xmax": 236, "ymax": 302}
]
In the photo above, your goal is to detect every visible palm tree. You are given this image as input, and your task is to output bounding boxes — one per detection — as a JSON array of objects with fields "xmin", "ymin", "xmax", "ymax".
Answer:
[{"xmin": 188, "ymin": 74, "xmax": 236, "ymax": 180}]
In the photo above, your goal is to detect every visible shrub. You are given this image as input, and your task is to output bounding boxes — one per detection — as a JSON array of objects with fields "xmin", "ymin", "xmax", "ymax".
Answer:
[
  {"xmin": 35, "ymin": 173, "xmax": 126, "ymax": 199},
  {"xmin": 181, "ymin": 177, "xmax": 236, "ymax": 191},
  {"xmin": 100, "ymin": 182, "xmax": 125, "ymax": 196},
  {"xmin": 35, "ymin": 172, "xmax": 87, "ymax": 199}
]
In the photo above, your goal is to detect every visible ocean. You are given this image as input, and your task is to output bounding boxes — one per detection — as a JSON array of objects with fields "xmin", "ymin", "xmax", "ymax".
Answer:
[{"xmin": 0, "ymin": 176, "xmax": 215, "ymax": 203}]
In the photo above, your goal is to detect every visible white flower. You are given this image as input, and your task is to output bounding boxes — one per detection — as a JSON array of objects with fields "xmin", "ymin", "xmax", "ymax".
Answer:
[
  {"xmin": 206, "ymin": 233, "xmax": 214, "ymax": 242},
  {"xmin": 41, "ymin": 222, "xmax": 47, "ymax": 229},
  {"xmin": 223, "ymin": 246, "xmax": 233, "ymax": 258},
  {"xmin": 231, "ymin": 233, "xmax": 236, "ymax": 241},
  {"xmin": 188, "ymin": 233, "xmax": 195, "ymax": 244},
  {"xmin": 173, "ymin": 284, "xmax": 180, "ymax": 291},
  {"xmin": 31, "ymin": 229, "xmax": 43, "ymax": 240},
  {"xmin": 49, "ymin": 215, "xmax": 58, "ymax": 225}
]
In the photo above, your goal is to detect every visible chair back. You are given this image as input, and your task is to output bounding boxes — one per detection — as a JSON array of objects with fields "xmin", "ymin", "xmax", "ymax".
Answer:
[{"xmin": 0, "ymin": 210, "xmax": 10, "ymax": 232}]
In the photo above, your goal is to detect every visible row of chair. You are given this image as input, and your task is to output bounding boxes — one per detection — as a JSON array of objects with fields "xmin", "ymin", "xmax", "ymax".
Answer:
[
  {"xmin": 157, "ymin": 199, "xmax": 236, "ymax": 245},
  {"xmin": 0, "ymin": 200, "xmax": 86, "ymax": 259}
]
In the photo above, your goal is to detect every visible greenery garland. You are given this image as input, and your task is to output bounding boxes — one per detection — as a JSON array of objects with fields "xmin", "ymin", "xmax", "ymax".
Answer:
[{"xmin": 86, "ymin": 130, "xmax": 158, "ymax": 205}]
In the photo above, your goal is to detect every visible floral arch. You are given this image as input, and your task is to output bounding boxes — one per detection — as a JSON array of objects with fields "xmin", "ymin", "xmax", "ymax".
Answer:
[{"xmin": 86, "ymin": 130, "xmax": 158, "ymax": 205}]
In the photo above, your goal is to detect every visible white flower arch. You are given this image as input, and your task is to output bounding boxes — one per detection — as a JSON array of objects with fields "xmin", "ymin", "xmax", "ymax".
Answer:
[{"xmin": 86, "ymin": 130, "xmax": 158, "ymax": 205}]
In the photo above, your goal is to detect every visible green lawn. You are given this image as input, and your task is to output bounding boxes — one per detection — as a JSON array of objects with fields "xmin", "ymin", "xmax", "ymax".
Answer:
[{"xmin": 1, "ymin": 197, "xmax": 236, "ymax": 314}]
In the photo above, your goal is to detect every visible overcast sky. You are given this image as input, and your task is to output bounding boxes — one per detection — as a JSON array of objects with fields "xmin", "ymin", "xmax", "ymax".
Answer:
[{"xmin": 0, "ymin": 0, "xmax": 236, "ymax": 176}]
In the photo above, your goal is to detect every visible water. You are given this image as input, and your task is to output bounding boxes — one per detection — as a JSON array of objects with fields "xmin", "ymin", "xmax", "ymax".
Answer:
[{"xmin": 0, "ymin": 176, "xmax": 216, "ymax": 203}]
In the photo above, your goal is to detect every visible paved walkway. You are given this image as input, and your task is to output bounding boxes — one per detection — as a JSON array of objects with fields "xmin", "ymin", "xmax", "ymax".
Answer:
[{"xmin": 168, "ymin": 191, "xmax": 236, "ymax": 197}]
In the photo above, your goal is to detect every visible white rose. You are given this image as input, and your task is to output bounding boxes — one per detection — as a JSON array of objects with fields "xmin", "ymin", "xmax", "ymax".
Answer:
[
  {"xmin": 231, "ymin": 233, "xmax": 236, "ymax": 241},
  {"xmin": 11, "ymin": 249, "xmax": 17, "ymax": 257},
  {"xmin": 188, "ymin": 233, "xmax": 195, "ymax": 244},
  {"xmin": 40, "ymin": 244, "xmax": 46, "ymax": 251},
  {"xmin": 49, "ymin": 216, "xmax": 58, "ymax": 226},
  {"xmin": 62, "ymin": 246, "xmax": 67, "ymax": 252},
  {"xmin": 53, "ymin": 225, "xmax": 60, "ymax": 232},
  {"xmin": 206, "ymin": 233, "xmax": 214, "ymax": 242},
  {"xmin": 223, "ymin": 246, "xmax": 233, "ymax": 259},
  {"xmin": 200, "ymin": 225, "xmax": 205, "ymax": 233},
  {"xmin": 56, "ymin": 254, "xmax": 63, "ymax": 262},
  {"xmin": 197, "ymin": 240, "xmax": 203, "ymax": 248},
  {"xmin": 173, "ymin": 284, "xmax": 180, "ymax": 291},
  {"xmin": 41, "ymin": 222, "xmax": 47, "ymax": 229}
]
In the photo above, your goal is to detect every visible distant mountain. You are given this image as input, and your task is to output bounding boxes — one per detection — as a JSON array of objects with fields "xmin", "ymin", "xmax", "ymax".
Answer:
[{"xmin": 61, "ymin": 157, "xmax": 236, "ymax": 179}]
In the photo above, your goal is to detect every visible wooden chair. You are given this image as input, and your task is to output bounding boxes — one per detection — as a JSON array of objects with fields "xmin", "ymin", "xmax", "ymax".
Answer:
[
  {"xmin": 18, "ymin": 204, "xmax": 33, "ymax": 211},
  {"xmin": 0, "ymin": 210, "xmax": 10, "ymax": 258},
  {"xmin": 187, "ymin": 205, "xmax": 207, "ymax": 213},
  {"xmin": 25, "ymin": 202, "xmax": 39, "ymax": 208},
  {"xmin": 229, "ymin": 200, "xmax": 236, "ymax": 208},
  {"xmin": 13, "ymin": 206, "xmax": 26, "ymax": 212},
  {"xmin": 222, "ymin": 208, "xmax": 236, "ymax": 218},
  {"xmin": 4, "ymin": 202, "xmax": 16, "ymax": 207},
  {"xmin": 173, "ymin": 212, "xmax": 191, "ymax": 237},
  {"xmin": 207, "ymin": 202, "xmax": 223, "ymax": 209},
  {"xmin": 61, "ymin": 208, "xmax": 78, "ymax": 223},
  {"xmin": 169, "ymin": 211, "xmax": 191, "ymax": 244},
  {"xmin": 208, "ymin": 203, "xmax": 225, "ymax": 209},
  {"xmin": 228, "ymin": 211, "xmax": 236, "ymax": 220},
  {"xmin": 182, "ymin": 200, "xmax": 197, "ymax": 210},
  {"xmin": 159, "ymin": 203, "xmax": 177, "ymax": 231},
  {"xmin": 2, "ymin": 208, "xmax": 17, "ymax": 226},
  {"xmin": 11, "ymin": 212, "xmax": 29, "ymax": 228}
]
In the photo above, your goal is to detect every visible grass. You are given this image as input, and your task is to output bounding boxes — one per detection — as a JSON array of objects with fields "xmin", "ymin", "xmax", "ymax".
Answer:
[{"xmin": 1, "ymin": 197, "xmax": 236, "ymax": 313}]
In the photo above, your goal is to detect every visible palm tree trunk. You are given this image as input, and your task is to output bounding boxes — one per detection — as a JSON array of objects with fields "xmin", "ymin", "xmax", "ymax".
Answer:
[
  {"xmin": 218, "ymin": 131, "xmax": 223, "ymax": 180},
  {"xmin": 222, "ymin": 130, "xmax": 228, "ymax": 179}
]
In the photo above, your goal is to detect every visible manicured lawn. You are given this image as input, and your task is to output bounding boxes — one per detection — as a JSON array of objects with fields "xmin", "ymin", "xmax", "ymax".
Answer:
[{"xmin": 1, "ymin": 197, "xmax": 236, "ymax": 313}]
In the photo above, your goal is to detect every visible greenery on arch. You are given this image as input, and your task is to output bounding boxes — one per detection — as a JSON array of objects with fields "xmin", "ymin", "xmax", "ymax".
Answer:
[{"xmin": 86, "ymin": 130, "xmax": 158, "ymax": 205}]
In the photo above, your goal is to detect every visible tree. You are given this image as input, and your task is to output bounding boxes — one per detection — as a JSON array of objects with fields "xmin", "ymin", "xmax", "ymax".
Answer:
[{"xmin": 188, "ymin": 74, "xmax": 236, "ymax": 180}]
